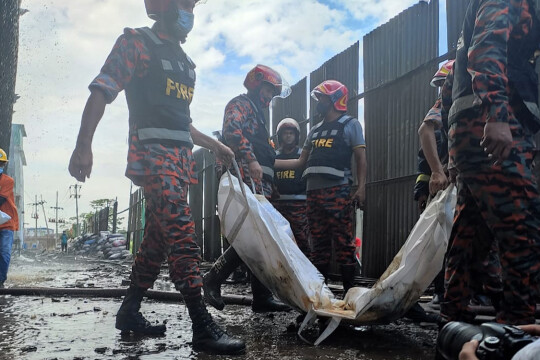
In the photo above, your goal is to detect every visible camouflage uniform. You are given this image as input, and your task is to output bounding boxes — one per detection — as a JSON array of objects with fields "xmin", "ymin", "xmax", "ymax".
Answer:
[
  {"xmin": 90, "ymin": 26, "xmax": 202, "ymax": 301},
  {"xmin": 307, "ymin": 184, "xmax": 356, "ymax": 266},
  {"xmin": 442, "ymin": 0, "xmax": 540, "ymax": 324},
  {"xmin": 414, "ymin": 97, "xmax": 447, "ymax": 202},
  {"xmin": 419, "ymin": 72, "xmax": 503, "ymax": 303},
  {"xmin": 222, "ymin": 95, "xmax": 275, "ymax": 197},
  {"xmin": 303, "ymin": 115, "xmax": 365, "ymax": 270},
  {"xmin": 273, "ymin": 147, "xmax": 310, "ymax": 256}
]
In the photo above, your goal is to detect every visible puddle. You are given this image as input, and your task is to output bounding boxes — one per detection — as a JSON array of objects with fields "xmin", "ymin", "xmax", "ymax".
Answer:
[{"xmin": 0, "ymin": 253, "xmax": 438, "ymax": 359}]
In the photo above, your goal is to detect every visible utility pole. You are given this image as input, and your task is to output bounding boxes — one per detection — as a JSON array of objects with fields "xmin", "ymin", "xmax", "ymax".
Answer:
[
  {"xmin": 70, "ymin": 184, "xmax": 81, "ymax": 236},
  {"xmin": 33, "ymin": 195, "xmax": 38, "ymax": 240},
  {"xmin": 29, "ymin": 195, "xmax": 46, "ymax": 239},
  {"xmin": 50, "ymin": 191, "xmax": 63, "ymax": 243},
  {"xmin": 40, "ymin": 195, "xmax": 48, "ymax": 234}
]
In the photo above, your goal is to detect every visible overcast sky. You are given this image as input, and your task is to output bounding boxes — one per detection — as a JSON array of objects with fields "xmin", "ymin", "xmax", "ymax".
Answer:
[{"xmin": 14, "ymin": 0, "xmax": 424, "ymax": 231}]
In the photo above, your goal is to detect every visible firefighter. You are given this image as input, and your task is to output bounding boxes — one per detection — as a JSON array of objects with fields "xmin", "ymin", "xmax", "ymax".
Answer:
[
  {"xmin": 68, "ymin": 0, "xmax": 245, "ymax": 354},
  {"xmin": 203, "ymin": 65, "xmax": 291, "ymax": 313},
  {"xmin": 273, "ymin": 118, "xmax": 310, "ymax": 256},
  {"xmin": 275, "ymin": 80, "xmax": 367, "ymax": 294},
  {"xmin": 416, "ymin": 61, "xmax": 454, "ymax": 305},
  {"xmin": 442, "ymin": 0, "xmax": 540, "ymax": 325},
  {"xmin": 415, "ymin": 60, "xmax": 454, "ymax": 213}
]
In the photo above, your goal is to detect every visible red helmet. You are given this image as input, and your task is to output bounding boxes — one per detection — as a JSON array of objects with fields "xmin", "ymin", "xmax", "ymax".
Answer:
[
  {"xmin": 430, "ymin": 60, "xmax": 454, "ymax": 87},
  {"xmin": 311, "ymin": 80, "xmax": 348, "ymax": 112},
  {"xmin": 144, "ymin": 0, "xmax": 177, "ymax": 20},
  {"xmin": 244, "ymin": 65, "xmax": 283, "ymax": 96}
]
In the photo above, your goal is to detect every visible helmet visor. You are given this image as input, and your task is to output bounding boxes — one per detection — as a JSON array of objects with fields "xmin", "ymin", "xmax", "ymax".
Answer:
[{"xmin": 274, "ymin": 78, "xmax": 291, "ymax": 99}]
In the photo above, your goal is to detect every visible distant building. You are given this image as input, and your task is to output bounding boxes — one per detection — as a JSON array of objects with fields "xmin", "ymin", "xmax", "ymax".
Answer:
[
  {"xmin": 24, "ymin": 227, "xmax": 55, "ymax": 250},
  {"xmin": 26, "ymin": 227, "xmax": 54, "ymax": 238},
  {"xmin": 6, "ymin": 123, "xmax": 26, "ymax": 249}
]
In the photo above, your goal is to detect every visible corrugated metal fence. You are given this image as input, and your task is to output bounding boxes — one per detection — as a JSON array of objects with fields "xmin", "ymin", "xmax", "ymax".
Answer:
[
  {"xmin": 125, "ymin": 0, "xmax": 540, "ymax": 276},
  {"xmin": 362, "ymin": 0, "xmax": 440, "ymax": 277}
]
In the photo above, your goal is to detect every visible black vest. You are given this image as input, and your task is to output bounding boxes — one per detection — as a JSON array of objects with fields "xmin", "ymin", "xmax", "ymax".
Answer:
[
  {"xmin": 451, "ymin": 0, "xmax": 540, "ymax": 132},
  {"xmin": 303, "ymin": 115, "xmax": 354, "ymax": 180},
  {"xmin": 275, "ymin": 147, "xmax": 306, "ymax": 200},
  {"xmin": 238, "ymin": 95, "xmax": 276, "ymax": 183},
  {"xmin": 125, "ymin": 27, "xmax": 195, "ymax": 147}
]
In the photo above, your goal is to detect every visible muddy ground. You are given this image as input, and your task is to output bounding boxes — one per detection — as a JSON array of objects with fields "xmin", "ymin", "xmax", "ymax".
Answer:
[{"xmin": 0, "ymin": 251, "xmax": 441, "ymax": 360}]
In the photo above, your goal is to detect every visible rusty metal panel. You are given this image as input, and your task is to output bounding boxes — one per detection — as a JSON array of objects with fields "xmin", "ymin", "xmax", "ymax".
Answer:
[
  {"xmin": 271, "ymin": 77, "xmax": 308, "ymax": 146},
  {"xmin": 446, "ymin": 0, "xmax": 470, "ymax": 52},
  {"xmin": 362, "ymin": 0, "xmax": 439, "ymax": 278},
  {"xmin": 309, "ymin": 42, "xmax": 359, "ymax": 126}
]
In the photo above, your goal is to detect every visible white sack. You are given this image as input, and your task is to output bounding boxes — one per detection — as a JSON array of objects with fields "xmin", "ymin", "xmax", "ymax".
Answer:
[
  {"xmin": 218, "ymin": 169, "xmax": 456, "ymax": 345},
  {"xmin": 0, "ymin": 210, "xmax": 11, "ymax": 225}
]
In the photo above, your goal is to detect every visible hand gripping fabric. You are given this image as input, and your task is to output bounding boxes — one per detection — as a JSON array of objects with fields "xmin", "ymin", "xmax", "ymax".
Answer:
[{"xmin": 218, "ymin": 162, "xmax": 456, "ymax": 345}]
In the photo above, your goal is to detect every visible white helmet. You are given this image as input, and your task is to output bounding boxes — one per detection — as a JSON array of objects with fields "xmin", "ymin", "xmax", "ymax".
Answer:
[{"xmin": 276, "ymin": 118, "xmax": 300, "ymax": 145}]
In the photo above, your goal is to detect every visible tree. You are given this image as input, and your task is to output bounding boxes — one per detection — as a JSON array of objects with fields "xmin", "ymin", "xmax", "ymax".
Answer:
[
  {"xmin": 90, "ymin": 198, "xmax": 115, "ymax": 210},
  {"xmin": 88, "ymin": 199, "xmax": 123, "ymax": 233}
]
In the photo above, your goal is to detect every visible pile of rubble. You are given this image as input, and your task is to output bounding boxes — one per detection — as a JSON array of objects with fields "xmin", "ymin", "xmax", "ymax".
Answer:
[{"xmin": 70, "ymin": 232, "xmax": 132, "ymax": 260}]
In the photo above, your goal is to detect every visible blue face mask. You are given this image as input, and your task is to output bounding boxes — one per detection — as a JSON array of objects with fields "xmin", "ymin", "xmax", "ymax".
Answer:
[
  {"xmin": 177, "ymin": 9, "xmax": 194, "ymax": 36},
  {"xmin": 0, "ymin": 168, "xmax": 4, "ymax": 175}
]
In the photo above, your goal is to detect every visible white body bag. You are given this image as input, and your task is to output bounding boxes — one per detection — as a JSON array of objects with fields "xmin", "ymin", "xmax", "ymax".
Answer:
[{"xmin": 218, "ymin": 169, "xmax": 456, "ymax": 345}]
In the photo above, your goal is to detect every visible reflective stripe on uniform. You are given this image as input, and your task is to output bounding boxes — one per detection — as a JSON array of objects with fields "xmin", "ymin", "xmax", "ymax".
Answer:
[
  {"xmin": 302, "ymin": 166, "xmax": 345, "ymax": 178},
  {"xmin": 416, "ymin": 173, "xmax": 431, "ymax": 183},
  {"xmin": 276, "ymin": 194, "xmax": 307, "ymax": 201},
  {"xmin": 261, "ymin": 166, "xmax": 274, "ymax": 178},
  {"xmin": 137, "ymin": 128, "xmax": 193, "ymax": 144}
]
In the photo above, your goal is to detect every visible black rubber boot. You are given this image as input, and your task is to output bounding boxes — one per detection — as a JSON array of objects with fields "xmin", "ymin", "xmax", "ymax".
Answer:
[
  {"xmin": 314, "ymin": 263, "xmax": 329, "ymax": 283},
  {"xmin": 229, "ymin": 264, "xmax": 250, "ymax": 284},
  {"xmin": 490, "ymin": 291, "xmax": 504, "ymax": 313},
  {"xmin": 404, "ymin": 302, "xmax": 440, "ymax": 324},
  {"xmin": 115, "ymin": 285, "xmax": 166, "ymax": 335},
  {"xmin": 188, "ymin": 299, "xmax": 246, "ymax": 355},
  {"xmin": 251, "ymin": 276, "xmax": 291, "ymax": 313},
  {"xmin": 340, "ymin": 264, "xmax": 356, "ymax": 296},
  {"xmin": 203, "ymin": 247, "xmax": 242, "ymax": 310}
]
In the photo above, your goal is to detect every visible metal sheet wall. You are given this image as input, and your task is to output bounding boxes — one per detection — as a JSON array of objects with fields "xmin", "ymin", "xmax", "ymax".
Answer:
[
  {"xmin": 446, "ymin": 0, "xmax": 470, "ymax": 52},
  {"xmin": 364, "ymin": 175, "xmax": 418, "ymax": 276},
  {"xmin": 365, "ymin": 67, "xmax": 437, "ymax": 181},
  {"xmin": 309, "ymin": 42, "xmax": 359, "ymax": 126},
  {"xmin": 362, "ymin": 1, "xmax": 439, "ymax": 278},
  {"xmin": 271, "ymin": 77, "xmax": 308, "ymax": 145},
  {"xmin": 364, "ymin": 3, "xmax": 438, "ymax": 90}
]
